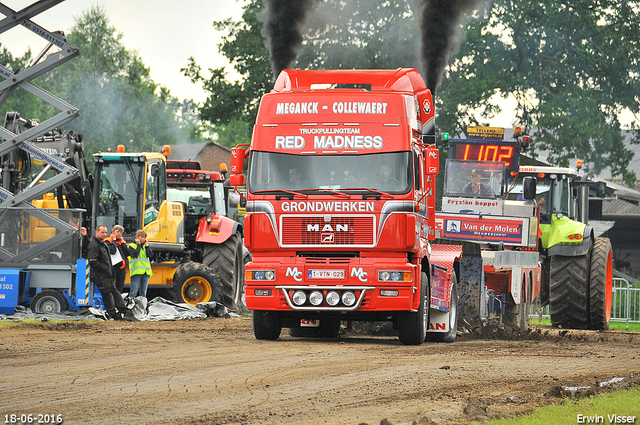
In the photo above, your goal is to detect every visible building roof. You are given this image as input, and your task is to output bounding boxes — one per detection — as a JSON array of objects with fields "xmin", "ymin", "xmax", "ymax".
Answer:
[{"xmin": 167, "ymin": 141, "xmax": 231, "ymax": 161}]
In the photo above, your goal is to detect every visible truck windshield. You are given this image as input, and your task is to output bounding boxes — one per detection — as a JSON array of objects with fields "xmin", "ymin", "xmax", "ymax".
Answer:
[
  {"xmin": 167, "ymin": 187, "xmax": 212, "ymax": 214},
  {"xmin": 95, "ymin": 161, "xmax": 144, "ymax": 237},
  {"xmin": 248, "ymin": 151, "xmax": 412, "ymax": 194},
  {"xmin": 444, "ymin": 160, "xmax": 504, "ymax": 198},
  {"xmin": 509, "ymin": 173, "xmax": 569, "ymax": 220}
]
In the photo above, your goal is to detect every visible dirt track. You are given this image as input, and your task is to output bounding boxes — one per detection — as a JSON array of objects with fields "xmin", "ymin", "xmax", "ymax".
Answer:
[{"xmin": 1, "ymin": 317, "xmax": 639, "ymax": 425}]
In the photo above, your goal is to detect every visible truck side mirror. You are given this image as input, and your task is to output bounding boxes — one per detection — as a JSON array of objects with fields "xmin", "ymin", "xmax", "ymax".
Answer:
[
  {"xmin": 425, "ymin": 147, "xmax": 439, "ymax": 175},
  {"xmin": 230, "ymin": 174, "xmax": 244, "ymax": 187},
  {"xmin": 231, "ymin": 147, "xmax": 246, "ymax": 175},
  {"xmin": 150, "ymin": 163, "xmax": 160, "ymax": 177},
  {"xmin": 596, "ymin": 181, "xmax": 606, "ymax": 198},
  {"xmin": 523, "ymin": 176, "xmax": 536, "ymax": 201}
]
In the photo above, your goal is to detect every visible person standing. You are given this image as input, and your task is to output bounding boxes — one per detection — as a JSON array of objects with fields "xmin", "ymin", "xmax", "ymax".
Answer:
[
  {"xmin": 69, "ymin": 216, "xmax": 90, "ymax": 258},
  {"xmin": 128, "ymin": 230, "xmax": 154, "ymax": 299},
  {"xmin": 87, "ymin": 225, "xmax": 131, "ymax": 320},
  {"xmin": 104, "ymin": 225, "xmax": 130, "ymax": 294}
]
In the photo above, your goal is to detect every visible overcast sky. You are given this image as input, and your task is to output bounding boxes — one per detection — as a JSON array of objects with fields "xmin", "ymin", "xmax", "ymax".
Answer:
[{"xmin": 2, "ymin": 0, "xmax": 245, "ymax": 103}]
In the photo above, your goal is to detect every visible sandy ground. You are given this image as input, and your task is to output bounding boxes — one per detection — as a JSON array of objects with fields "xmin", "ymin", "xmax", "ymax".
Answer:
[{"xmin": 1, "ymin": 317, "xmax": 639, "ymax": 425}]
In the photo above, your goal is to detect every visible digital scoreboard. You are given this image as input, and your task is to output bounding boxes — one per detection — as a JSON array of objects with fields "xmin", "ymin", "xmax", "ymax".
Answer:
[
  {"xmin": 449, "ymin": 141, "xmax": 517, "ymax": 170},
  {"xmin": 448, "ymin": 126, "xmax": 521, "ymax": 172}
]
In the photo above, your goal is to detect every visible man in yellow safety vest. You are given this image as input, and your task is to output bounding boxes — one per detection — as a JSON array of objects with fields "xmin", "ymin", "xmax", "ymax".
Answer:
[{"xmin": 128, "ymin": 230, "xmax": 154, "ymax": 299}]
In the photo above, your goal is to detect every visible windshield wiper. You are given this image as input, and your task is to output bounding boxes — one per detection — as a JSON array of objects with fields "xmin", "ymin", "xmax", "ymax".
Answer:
[
  {"xmin": 252, "ymin": 189, "xmax": 308, "ymax": 200},
  {"xmin": 297, "ymin": 188, "xmax": 351, "ymax": 198},
  {"xmin": 347, "ymin": 187, "xmax": 393, "ymax": 199}
]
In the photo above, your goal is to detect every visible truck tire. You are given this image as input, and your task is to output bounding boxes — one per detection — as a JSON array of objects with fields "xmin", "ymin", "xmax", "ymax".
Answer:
[
  {"xmin": 31, "ymin": 289, "xmax": 69, "ymax": 314},
  {"xmin": 202, "ymin": 233, "xmax": 246, "ymax": 312},
  {"xmin": 589, "ymin": 237, "xmax": 613, "ymax": 330},
  {"xmin": 426, "ymin": 272, "xmax": 458, "ymax": 343},
  {"xmin": 549, "ymin": 253, "xmax": 590, "ymax": 329},
  {"xmin": 173, "ymin": 262, "xmax": 222, "ymax": 306},
  {"xmin": 253, "ymin": 310, "xmax": 282, "ymax": 340},
  {"xmin": 289, "ymin": 319, "xmax": 341, "ymax": 338},
  {"xmin": 397, "ymin": 271, "xmax": 429, "ymax": 345}
]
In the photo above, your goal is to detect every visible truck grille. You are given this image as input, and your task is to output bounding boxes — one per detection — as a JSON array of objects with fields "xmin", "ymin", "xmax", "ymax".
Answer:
[{"xmin": 281, "ymin": 216, "xmax": 375, "ymax": 247}]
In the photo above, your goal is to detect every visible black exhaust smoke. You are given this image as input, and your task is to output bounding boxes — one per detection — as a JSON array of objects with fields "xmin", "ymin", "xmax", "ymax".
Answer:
[
  {"xmin": 419, "ymin": 0, "xmax": 484, "ymax": 94},
  {"xmin": 261, "ymin": 0, "xmax": 317, "ymax": 80}
]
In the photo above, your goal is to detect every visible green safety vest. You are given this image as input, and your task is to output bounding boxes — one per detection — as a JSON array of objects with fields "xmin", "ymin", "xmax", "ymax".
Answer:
[{"xmin": 128, "ymin": 243, "xmax": 152, "ymax": 276}]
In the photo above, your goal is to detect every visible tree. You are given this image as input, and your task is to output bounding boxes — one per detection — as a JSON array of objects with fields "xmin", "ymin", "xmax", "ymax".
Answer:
[
  {"xmin": 183, "ymin": 0, "xmax": 272, "ymax": 138},
  {"xmin": 187, "ymin": 0, "xmax": 421, "ymax": 145},
  {"xmin": 437, "ymin": 0, "xmax": 640, "ymax": 185},
  {"xmin": 0, "ymin": 47, "xmax": 41, "ymax": 121},
  {"xmin": 2, "ymin": 6, "xmax": 205, "ymax": 158},
  {"xmin": 195, "ymin": 0, "xmax": 639, "ymax": 185}
]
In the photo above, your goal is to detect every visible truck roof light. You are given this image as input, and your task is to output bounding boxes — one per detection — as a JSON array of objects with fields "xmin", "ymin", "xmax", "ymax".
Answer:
[
  {"xmin": 521, "ymin": 135, "xmax": 530, "ymax": 149},
  {"xmin": 220, "ymin": 163, "xmax": 228, "ymax": 172},
  {"xmin": 161, "ymin": 145, "xmax": 171, "ymax": 157},
  {"xmin": 117, "ymin": 145, "xmax": 125, "ymax": 153},
  {"xmin": 513, "ymin": 126, "xmax": 522, "ymax": 137}
]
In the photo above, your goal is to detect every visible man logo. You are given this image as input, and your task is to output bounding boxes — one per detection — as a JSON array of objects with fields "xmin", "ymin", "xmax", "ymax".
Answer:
[
  {"xmin": 286, "ymin": 267, "xmax": 303, "ymax": 282},
  {"xmin": 307, "ymin": 223, "xmax": 348, "ymax": 232},
  {"xmin": 351, "ymin": 267, "xmax": 368, "ymax": 282}
]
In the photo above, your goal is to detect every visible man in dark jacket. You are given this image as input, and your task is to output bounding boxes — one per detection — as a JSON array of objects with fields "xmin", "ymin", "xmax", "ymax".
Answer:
[
  {"xmin": 104, "ymin": 225, "xmax": 130, "ymax": 293},
  {"xmin": 87, "ymin": 225, "xmax": 134, "ymax": 320}
]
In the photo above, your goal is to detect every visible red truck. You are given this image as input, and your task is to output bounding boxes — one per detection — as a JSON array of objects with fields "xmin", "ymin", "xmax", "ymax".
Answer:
[{"xmin": 230, "ymin": 69, "xmax": 460, "ymax": 345}]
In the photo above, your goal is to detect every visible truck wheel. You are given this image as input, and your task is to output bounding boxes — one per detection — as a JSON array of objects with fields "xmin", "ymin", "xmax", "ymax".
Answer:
[
  {"xmin": 549, "ymin": 253, "xmax": 590, "ymax": 329},
  {"xmin": 203, "ymin": 233, "xmax": 246, "ymax": 312},
  {"xmin": 426, "ymin": 272, "xmax": 458, "ymax": 343},
  {"xmin": 289, "ymin": 319, "xmax": 341, "ymax": 338},
  {"xmin": 253, "ymin": 310, "xmax": 282, "ymax": 340},
  {"xmin": 589, "ymin": 237, "xmax": 613, "ymax": 330},
  {"xmin": 31, "ymin": 289, "xmax": 69, "ymax": 314},
  {"xmin": 173, "ymin": 262, "xmax": 222, "ymax": 306},
  {"xmin": 397, "ymin": 271, "xmax": 429, "ymax": 345}
]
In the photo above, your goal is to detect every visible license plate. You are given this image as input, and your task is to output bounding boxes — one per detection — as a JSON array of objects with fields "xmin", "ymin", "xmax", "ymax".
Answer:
[
  {"xmin": 308, "ymin": 269, "xmax": 345, "ymax": 279},
  {"xmin": 300, "ymin": 319, "xmax": 320, "ymax": 327}
]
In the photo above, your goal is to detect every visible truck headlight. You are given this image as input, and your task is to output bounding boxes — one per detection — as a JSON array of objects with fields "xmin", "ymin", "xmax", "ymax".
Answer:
[
  {"xmin": 292, "ymin": 290, "xmax": 307, "ymax": 306},
  {"xmin": 341, "ymin": 291, "xmax": 356, "ymax": 306},
  {"xmin": 309, "ymin": 290, "xmax": 323, "ymax": 306},
  {"xmin": 378, "ymin": 271, "xmax": 411, "ymax": 282},
  {"xmin": 248, "ymin": 270, "xmax": 276, "ymax": 281},
  {"xmin": 326, "ymin": 291, "xmax": 340, "ymax": 306}
]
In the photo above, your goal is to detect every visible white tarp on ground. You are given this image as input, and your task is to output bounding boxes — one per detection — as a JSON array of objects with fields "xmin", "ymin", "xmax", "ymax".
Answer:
[{"xmin": 0, "ymin": 296, "xmax": 237, "ymax": 322}]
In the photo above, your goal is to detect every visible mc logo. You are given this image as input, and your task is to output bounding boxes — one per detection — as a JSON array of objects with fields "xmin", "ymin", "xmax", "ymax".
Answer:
[
  {"xmin": 286, "ymin": 267, "xmax": 303, "ymax": 282},
  {"xmin": 351, "ymin": 267, "xmax": 368, "ymax": 283}
]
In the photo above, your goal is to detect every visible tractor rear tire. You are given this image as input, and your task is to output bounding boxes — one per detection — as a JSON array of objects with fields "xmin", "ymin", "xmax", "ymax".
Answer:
[
  {"xmin": 426, "ymin": 272, "xmax": 458, "ymax": 343},
  {"xmin": 31, "ymin": 289, "xmax": 69, "ymax": 314},
  {"xmin": 289, "ymin": 319, "xmax": 341, "ymax": 338},
  {"xmin": 253, "ymin": 310, "xmax": 282, "ymax": 340},
  {"xmin": 173, "ymin": 262, "xmax": 222, "ymax": 306},
  {"xmin": 549, "ymin": 253, "xmax": 590, "ymax": 329},
  {"xmin": 397, "ymin": 271, "xmax": 429, "ymax": 345},
  {"xmin": 589, "ymin": 237, "xmax": 613, "ymax": 330},
  {"xmin": 202, "ymin": 233, "xmax": 246, "ymax": 312}
]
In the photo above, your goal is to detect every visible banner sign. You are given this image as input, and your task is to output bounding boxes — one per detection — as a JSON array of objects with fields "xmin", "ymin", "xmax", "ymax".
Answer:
[{"xmin": 435, "ymin": 213, "xmax": 530, "ymax": 246}]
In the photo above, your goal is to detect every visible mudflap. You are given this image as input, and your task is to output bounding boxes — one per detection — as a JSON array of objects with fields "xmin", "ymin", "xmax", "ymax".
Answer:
[
  {"xmin": 429, "ymin": 309, "xmax": 450, "ymax": 333},
  {"xmin": 458, "ymin": 251, "xmax": 483, "ymax": 324}
]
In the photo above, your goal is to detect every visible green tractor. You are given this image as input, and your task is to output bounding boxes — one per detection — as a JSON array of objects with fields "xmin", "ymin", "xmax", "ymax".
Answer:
[{"xmin": 513, "ymin": 165, "xmax": 613, "ymax": 330}]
